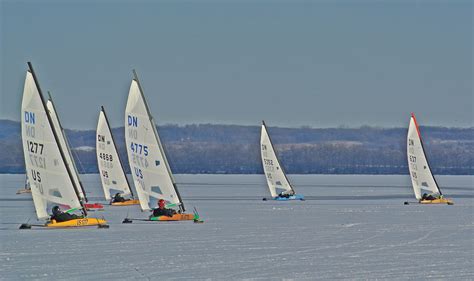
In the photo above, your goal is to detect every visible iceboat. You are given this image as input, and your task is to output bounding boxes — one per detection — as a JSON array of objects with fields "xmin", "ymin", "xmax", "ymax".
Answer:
[
  {"xmin": 122, "ymin": 70, "xmax": 202, "ymax": 223},
  {"xmin": 406, "ymin": 113, "xmax": 453, "ymax": 205},
  {"xmin": 260, "ymin": 121, "xmax": 304, "ymax": 201},
  {"xmin": 46, "ymin": 93, "xmax": 103, "ymax": 211},
  {"xmin": 96, "ymin": 106, "xmax": 139, "ymax": 206},
  {"xmin": 16, "ymin": 176, "xmax": 32, "ymax": 194},
  {"xmin": 19, "ymin": 62, "xmax": 108, "ymax": 229}
]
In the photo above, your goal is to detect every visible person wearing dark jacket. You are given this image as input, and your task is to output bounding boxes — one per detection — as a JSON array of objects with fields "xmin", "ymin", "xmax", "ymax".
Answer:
[
  {"xmin": 421, "ymin": 193, "xmax": 438, "ymax": 201},
  {"xmin": 151, "ymin": 199, "xmax": 176, "ymax": 217},
  {"xmin": 112, "ymin": 193, "xmax": 127, "ymax": 203},
  {"xmin": 50, "ymin": 206, "xmax": 83, "ymax": 222},
  {"xmin": 277, "ymin": 190, "xmax": 294, "ymax": 199}
]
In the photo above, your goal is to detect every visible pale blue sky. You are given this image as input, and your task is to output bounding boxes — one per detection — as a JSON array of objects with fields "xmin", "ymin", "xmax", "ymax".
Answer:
[{"xmin": 1, "ymin": 0, "xmax": 472, "ymax": 129}]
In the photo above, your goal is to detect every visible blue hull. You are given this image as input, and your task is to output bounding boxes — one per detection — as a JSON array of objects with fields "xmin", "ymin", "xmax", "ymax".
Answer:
[{"xmin": 274, "ymin": 194, "xmax": 305, "ymax": 201}]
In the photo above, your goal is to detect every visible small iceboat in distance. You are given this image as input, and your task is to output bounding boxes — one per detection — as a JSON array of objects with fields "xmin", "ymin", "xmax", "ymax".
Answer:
[
  {"xmin": 122, "ymin": 70, "xmax": 202, "ymax": 223},
  {"xmin": 96, "ymin": 106, "xmax": 139, "ymax": 206},
  {"xmin": 19, "ymin": 62, "xmax": 108, "ymax": 229},
  {"xmin": 405, "ymin": 113, "xmax": 453, "ymax": 205},
  {"xmin": 260, "ymin": 121, "xmax": 304, "ymax": 201},
  {"xmin": 16, "ymin": 175, "xmax": 32, "ymax": 194}
]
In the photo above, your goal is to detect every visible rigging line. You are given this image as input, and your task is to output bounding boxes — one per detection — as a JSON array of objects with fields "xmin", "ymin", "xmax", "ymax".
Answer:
[{"xmin": 69, "ymin": 142, "xmax": 87, "ymax": 174}]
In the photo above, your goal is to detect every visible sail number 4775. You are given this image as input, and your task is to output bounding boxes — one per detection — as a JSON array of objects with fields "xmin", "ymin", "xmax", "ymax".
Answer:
[{"xmin": 130, "ymin": 142, "xmax": 148, "ymax": 156}]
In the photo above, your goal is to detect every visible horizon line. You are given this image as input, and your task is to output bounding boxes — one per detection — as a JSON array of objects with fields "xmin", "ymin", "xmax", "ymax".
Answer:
[{"xmin": 1, "ymin": 118, "xmax": 473, "ymax": 131}]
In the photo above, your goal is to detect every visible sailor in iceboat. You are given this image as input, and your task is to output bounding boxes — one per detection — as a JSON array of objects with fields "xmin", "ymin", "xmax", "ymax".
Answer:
[
  {"xmin": 150, "ymin": 199, "xmax": 177, "ymax": 218},
  {"xmin": 421, "ymin": 193, "xmax": 441, "ymax": 201},
  {"xmin": 111, "ymin": 192, "xmax": 133, "ymax": 204},
  {"xmin": 51, "ymin": 206, "xmax": 83, "ymax": 222},
  {"xmin": 277, "ymin": 190, "xmax": 294, "ymax": 199}
]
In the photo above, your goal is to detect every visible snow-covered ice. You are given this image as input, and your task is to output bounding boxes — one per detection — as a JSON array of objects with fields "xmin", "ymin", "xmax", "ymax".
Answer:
[{"xmin": 0, "ymin": 174, "xmax": 472, "ymax": 280}]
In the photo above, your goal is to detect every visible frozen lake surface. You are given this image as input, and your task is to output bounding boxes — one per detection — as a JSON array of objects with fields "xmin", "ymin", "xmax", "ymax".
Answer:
[{"xmin": 1, "ymin": 174, "xmax": 473, "ymax": 280}]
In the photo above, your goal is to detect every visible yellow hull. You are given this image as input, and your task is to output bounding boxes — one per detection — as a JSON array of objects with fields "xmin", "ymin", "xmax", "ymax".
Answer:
[
  {"xmin": 111, "ymin": 199, "xmax": 140, "ymax": 206},
  {"xmin": 154, "ymin": 213, "xmax": 195, "ymax": 221},
  {"xmin": 46, "ymin": 218, "xmax": 108, "ymax": 227},
  {"xmin": 420, "ymin": 198, "xmax": 454, "ymax": 205}
]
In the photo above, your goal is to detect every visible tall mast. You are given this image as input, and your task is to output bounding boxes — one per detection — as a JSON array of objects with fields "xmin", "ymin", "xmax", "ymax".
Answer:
[
  {"xmin": 27, "ymin": 62, "xmax": 87, "ymax": 216},
  {"xmin": 262, "ymin": 120, "xmax": 295, "ymax": 193},
  {"xmin": 47, "ymin": 91, "xmax": 88, "ymax": 202},
  {"xmin": 132, "ymin": 70, "xmax": 185, "ymax": 212},
  {"xmin": 100, "ymin": 106, "xmax": 134, "ymax": 198},
  {"xmin": 411, "ymin": 113, "xmax": 442, "ymax": 195}
]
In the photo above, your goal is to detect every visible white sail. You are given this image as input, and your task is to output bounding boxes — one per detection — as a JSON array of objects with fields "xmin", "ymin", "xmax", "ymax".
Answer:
[
  {"xmin": 46, "ymin": 98, "xmax": 86, "ymax": 201},
  {"xmin": 96, "ymin": 108, "xmax": 132, "ymax": 200},
  {"xmin": 21, "ymin": 70, "xmax": 82, "ymax": 220},
  {"xmin": 125, "ymin": 78, "xmax": 181, "ymax": 211},
  {"xmin": 260, "ymin": 122, "xmax": 294, "ymax": 198},
  {"xmin": 407, "ymin": 113, "xmax": 441, "ymax": 200}
]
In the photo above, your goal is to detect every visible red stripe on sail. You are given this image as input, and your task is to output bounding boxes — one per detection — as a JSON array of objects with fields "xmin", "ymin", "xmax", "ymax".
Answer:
[{"xmin": 411, "ymin": 112, "xmax": 422, "ymax": 140}]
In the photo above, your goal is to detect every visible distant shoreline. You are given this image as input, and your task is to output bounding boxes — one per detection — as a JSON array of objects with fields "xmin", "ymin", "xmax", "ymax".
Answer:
[{"xmin": 2, "ymin": 120, "xmax": 472, "ymax": 175}]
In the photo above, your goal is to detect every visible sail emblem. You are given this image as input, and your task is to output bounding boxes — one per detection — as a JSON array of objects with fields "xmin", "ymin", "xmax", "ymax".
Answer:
[
  {"xmin": 422, "ymin": 182, "xmax": 429, "ymax": 187},
  {"xmin": 155, "ymin": 160, "xmax": 161, "ymax": 166}
]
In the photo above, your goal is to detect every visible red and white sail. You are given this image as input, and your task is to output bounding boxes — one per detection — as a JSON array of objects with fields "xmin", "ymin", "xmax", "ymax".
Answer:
[{"xmin": 407, "ymin": 113, "xmax": 441, "ymax": 200}]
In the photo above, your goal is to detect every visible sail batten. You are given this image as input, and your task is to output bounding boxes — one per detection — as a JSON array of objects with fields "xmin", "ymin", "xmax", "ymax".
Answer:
[
  {"xmin": 407, "ymin": 113, "xmax": 441, "ymax": 200},
  {"xmin": 21, "ymin": 63, "xmax": 84, "ymax": 219},
  {"xmin": 125, "ymin": 73, "xmax": 184, "ymax": 212},
  {"xmin": 97, "ymin": 107, "xmax": 133, "ymax": 200},
  {"xmin": 260, "ymin": 122, "xmax": 294, "ymax": 198}
]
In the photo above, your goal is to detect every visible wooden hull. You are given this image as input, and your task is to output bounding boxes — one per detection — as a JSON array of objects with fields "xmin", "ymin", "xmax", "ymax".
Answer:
[
  {"xmin": 111, "ymin": 199, "xmax": 140, "ymax": 206},
  {"xmin": 150, "ymin": 213, "xmax": 196, "ymax": 221},
  {"xmin": 47, "ymin": 218, "xmax": 107, "ymax": 227},
  {"xmin": 420, "ymin": 198, "xmax": 454, "ymax": 205}
]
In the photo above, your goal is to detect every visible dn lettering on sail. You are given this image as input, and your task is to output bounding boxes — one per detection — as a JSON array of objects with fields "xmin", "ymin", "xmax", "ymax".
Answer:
[
  {"xmin": 127, "ymin": 116, "xmax": 139, "ymax": 140},
  {"xmin": 24, "ymin": 111, "xmax": 35, "ymax": 124}
]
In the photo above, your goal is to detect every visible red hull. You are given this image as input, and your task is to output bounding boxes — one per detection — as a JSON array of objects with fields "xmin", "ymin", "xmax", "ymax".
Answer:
[
  {"xmin": 84, "ymin": 203, "xmax": 104, "ymax": 210},
  {"xmin": 59, "ymin": 203, "xmax": 104, "ymax": 210}
]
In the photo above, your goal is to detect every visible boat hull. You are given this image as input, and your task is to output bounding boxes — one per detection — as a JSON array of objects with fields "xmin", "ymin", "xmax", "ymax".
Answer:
[
  {"xmin": 274, "ymin": 194, "xmax": 305, "ymax": 201},
  {"xmin": 47, "ymin": 218, "xmax": 107, "ymax": 227},
  {"xmin": 84, "ymin": 203, "xmax": 104, "ymax": 209},
  {"xmin": 16, "ymin": 188, "xmax": 31, "ymax": 194},
  {"xmin": 420, "ymin": 198, "xmax": 453, "ymax": 205},
  {"xmin": 60, "ymin": 203, "xmax": 105, "ymax": 210},
  {"xmin": 150, "ymin": 213, "xmax": 196, "ymax": 221},
  {"xmin": 111, "ymin": 199, "xmax": 140, "ymax": 206}
]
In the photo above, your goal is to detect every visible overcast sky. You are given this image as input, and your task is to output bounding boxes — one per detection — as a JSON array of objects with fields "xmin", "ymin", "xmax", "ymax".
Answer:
[{"xmin": 1, "ymin": 0, "xmax": 472, "ymax": 129}]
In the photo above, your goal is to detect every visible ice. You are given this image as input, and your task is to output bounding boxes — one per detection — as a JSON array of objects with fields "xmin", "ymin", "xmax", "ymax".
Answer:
[{"xmin": 0, "ymin": 174, "xmax": 473, "ymax": 280}]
